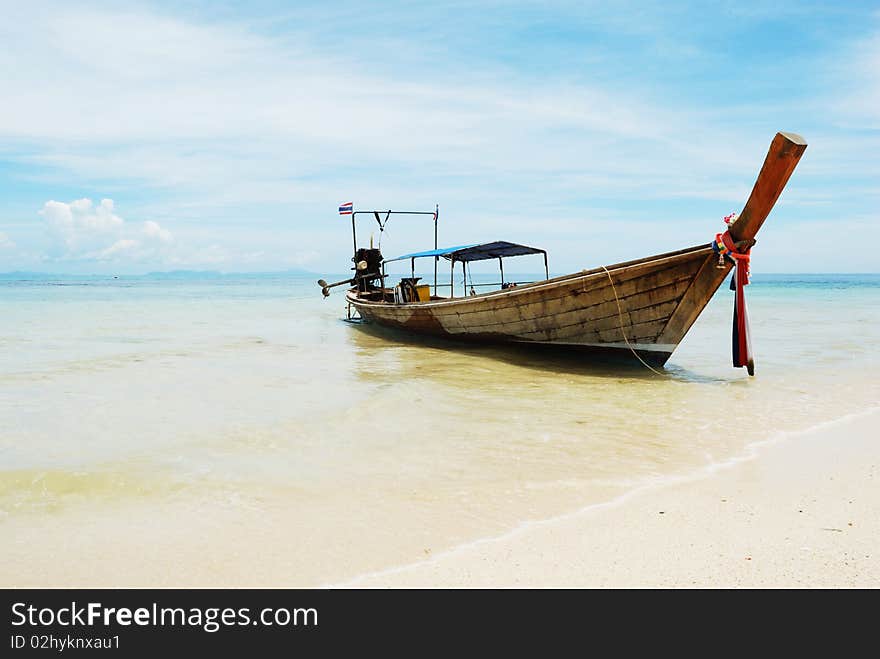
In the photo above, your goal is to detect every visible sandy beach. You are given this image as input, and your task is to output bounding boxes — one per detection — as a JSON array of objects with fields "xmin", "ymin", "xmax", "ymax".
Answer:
[{"xmin": 344, "ymin": 408, "xmax": 880, "ymax": 588}]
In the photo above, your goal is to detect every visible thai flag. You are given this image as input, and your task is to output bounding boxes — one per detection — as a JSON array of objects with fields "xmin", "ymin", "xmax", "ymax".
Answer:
[{"xmin": 338, "ymin": 202, "xmax": 353, "ymax": 215}]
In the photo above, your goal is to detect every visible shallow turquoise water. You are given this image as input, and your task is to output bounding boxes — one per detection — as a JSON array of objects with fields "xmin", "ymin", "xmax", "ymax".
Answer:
[{"xmin": 1, "ymin": 271, "xmax": 878, "ymax": 584}]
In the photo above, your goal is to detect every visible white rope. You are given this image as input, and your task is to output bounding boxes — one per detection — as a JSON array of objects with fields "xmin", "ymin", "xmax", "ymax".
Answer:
[{"xmin": 600, "ymin": 265, "xmax": 666, "ymax": 376}]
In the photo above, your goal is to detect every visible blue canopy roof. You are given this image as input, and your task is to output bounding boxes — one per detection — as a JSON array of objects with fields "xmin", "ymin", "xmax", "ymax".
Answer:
[
  {"xmin": 383, "ymin": 244, "xmax": 479, "ymax": 263},
  {"xmin": 385, "ymin": 241, "xmax": 545, "ymax": 264}
]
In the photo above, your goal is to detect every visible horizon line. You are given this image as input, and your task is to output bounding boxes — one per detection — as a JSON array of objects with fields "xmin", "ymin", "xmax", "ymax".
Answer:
[{"xmin": 2, "ymin": 270, "xmax": 879, "ymax": 278}]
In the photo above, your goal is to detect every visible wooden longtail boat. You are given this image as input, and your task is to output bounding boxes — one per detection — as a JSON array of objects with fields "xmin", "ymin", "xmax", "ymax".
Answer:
[{"xmin": 319, "ymin": 132, "xmax": 807, "ymax": 372}]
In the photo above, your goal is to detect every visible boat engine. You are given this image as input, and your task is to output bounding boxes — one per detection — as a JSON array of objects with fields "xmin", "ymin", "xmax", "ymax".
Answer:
[{"xmin": 353, "ymin": 247, "xmax": 384, "ymax": 292}]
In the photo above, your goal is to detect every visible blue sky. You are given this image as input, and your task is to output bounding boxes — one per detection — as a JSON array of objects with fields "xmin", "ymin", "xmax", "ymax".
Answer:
[{"xmin": 0, "ymin": 0, "xmax": 878, "ymax": 274}]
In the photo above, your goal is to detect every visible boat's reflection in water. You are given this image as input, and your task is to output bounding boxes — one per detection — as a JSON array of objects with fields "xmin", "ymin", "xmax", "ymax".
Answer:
[{"xmin": 344, "ymin": 317, "xmax": 723, "ymax": 383}]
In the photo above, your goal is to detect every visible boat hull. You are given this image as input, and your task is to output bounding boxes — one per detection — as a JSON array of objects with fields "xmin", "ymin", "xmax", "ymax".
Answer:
[{"xmin": 347, "ymin": 244, "xmax": 729, "ymax": 366}]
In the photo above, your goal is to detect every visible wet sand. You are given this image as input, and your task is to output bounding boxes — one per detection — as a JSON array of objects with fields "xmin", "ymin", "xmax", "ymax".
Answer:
[
  {"xmin": 343, "ymin": 409, "xmax": 880, "ymax": 587},
  {"xmin": 2, "ymin": 409, "xmax": 877, "ymax": 589}
]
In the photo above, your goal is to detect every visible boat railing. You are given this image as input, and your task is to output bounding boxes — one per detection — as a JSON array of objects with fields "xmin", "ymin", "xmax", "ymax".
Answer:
[
  {"xmin": 465, "ymin": 280, "xmax": 537, "ymax": 287},
  {"xmin": 377, "ymin": 280, "xmax": 537, "ymax": 290}
]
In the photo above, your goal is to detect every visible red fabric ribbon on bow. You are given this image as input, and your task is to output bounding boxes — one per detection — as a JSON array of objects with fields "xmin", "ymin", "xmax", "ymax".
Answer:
[{"xmin": 713, "ymin": 230, "xmax": 754, "ymax": 375}]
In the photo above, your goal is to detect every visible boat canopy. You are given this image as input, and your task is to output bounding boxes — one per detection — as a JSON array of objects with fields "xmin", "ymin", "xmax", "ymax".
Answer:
[
  {"xmin": 385, "ymin": 241, "xmax": 545, "ymax": 264},
  {"xmin": 446, "ymin": 241, "xmax": 546, "ymax": 262},
  {"xmin": 383, "ymin": 244, "xmax": 478, "ymax": 263}
]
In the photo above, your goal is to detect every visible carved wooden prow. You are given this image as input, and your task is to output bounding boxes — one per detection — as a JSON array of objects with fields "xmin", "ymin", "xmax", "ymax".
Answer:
[
  {"xmin": 730, "ymin": 132, "xmax": 808, "ymax": 242},
  {"xmin": 657, "ymin": 132, "xmax": 808, "ymax": 346}
]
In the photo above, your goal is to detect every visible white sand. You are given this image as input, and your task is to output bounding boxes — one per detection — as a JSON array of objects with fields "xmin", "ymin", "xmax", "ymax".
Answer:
[
  {"xmin": 4, "ymin": 410, "xmax": 876, "ymax": 588},
  {"xmin": 345, "ymin": 409, "xmax": 880, "ymax": 588}
]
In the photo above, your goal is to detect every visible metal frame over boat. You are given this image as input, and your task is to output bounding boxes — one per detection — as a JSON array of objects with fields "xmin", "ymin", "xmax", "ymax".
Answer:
[{"xmin": 319, "ymin": 132, "xmax": 807, "ymax": 372}]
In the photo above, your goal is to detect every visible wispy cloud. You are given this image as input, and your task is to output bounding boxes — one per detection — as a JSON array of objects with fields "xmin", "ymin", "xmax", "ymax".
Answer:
[
  {"xmin": 0, "ymin": 4, "xmax": 763, "ymax": 185},
  {"xmin": 0, "ymin": 1, "xmax": 878, "ymax": 272},
  {"xmin": 837, "ymin": 26, "xmax": 880, "ymax": 127}
]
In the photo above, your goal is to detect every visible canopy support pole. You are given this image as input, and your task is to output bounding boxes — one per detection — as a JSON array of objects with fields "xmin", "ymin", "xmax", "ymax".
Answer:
[
  {"xmin": 450, "ymin": 259, "xmax": 455, "ymax": 299},
  {"xmin": 433, "ymin": 204, "xmax": 439, "ymax": 297},
  {"xmin": 544, "ymin": 252, "xmax": 549, "ymax": 280},
  {"xmin": 499, "ymin": 257, "xmax": 504, "ymax": 287}
]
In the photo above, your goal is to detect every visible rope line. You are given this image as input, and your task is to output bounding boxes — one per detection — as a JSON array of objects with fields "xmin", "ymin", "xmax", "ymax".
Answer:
[{"xmin": 600, "ymin": 265, "xmax": 666, "ymax": 376}]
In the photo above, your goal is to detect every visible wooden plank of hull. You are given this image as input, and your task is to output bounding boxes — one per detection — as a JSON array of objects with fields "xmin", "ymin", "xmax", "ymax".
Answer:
[
  {"xmin": 445, "ymin": 256, "xmax": 701, "ymax": 321},
  {"xmin": 428, "ymin": 246, "xmax": 708, "ymax": 318}
]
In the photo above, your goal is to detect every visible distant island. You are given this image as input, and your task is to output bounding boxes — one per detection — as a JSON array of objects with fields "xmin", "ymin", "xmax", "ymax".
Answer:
[{"xmin": 0, "ymin": 268, "xmax": 317, "ymax": 280}]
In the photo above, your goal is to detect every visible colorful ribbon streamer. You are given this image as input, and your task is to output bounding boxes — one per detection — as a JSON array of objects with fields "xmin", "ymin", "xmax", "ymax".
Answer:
[{"xmin": 713, "ymin": 230, "xmax": 754, "ymax": 375}]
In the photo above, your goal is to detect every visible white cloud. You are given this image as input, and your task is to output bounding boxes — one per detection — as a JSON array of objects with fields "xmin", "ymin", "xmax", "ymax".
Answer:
[
  {"xmin": 30, "ymin": 197, "xmax": 312, "ymax": 270},
  {"xmin": 38, "ymin": 198, "xmax": 173, "ymax": 262},
  {"xmin": 0, "ymin": 232, "xmax": 15, "ymax": 249},
  {"xmin": 852, "ymin": 32, "xmax": 880, "ymax": 126},
  {"xmin": 1, "ymin": 3, "xmax": 878, "ymax": 273},
  {"xmin": 0, "ymin": 4, "xmax": 754, "ymax": 199},
  {"xmin": 40, "ymin": 198, "xmax": 124, "ymax": 254},
  {"xmin": 98, "ymin": 239, "xmax": 139, "ymax": 259},
  {"xmin": 142, "ymin": 220, "xmax": 173, "ymax": 244},
  {"xmin": 821, "ymin": 22, "xmax": 880, "ymax": 130}
]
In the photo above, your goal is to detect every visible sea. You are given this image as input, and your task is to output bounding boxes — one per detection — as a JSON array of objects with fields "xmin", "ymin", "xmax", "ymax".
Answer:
[{"xmin": 1, "ymin": 271, "xmax": 878, "ymax": 585}]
